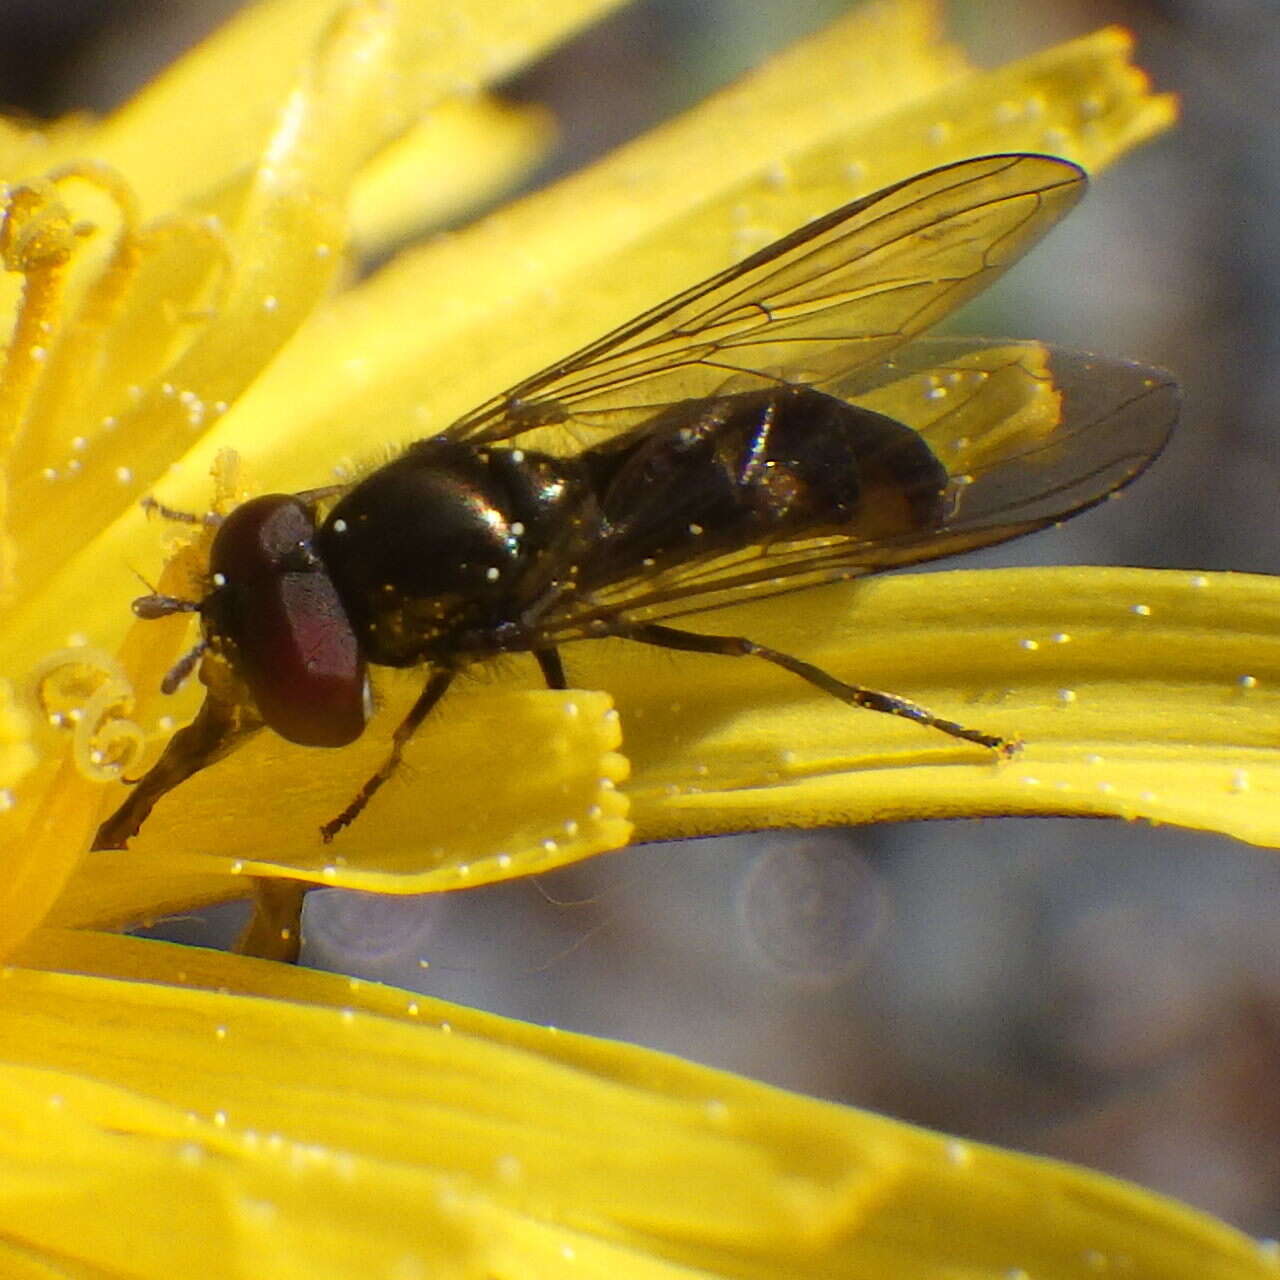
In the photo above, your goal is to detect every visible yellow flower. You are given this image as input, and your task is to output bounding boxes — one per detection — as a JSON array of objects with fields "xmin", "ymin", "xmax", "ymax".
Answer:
[{"xmin": 1, "ymin": 0, "xmax": 1277, "ymax": 1274}]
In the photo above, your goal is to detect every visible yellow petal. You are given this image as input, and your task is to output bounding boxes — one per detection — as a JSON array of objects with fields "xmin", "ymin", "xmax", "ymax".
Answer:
[
  {"xmin": 349, "ymin": 96, "xmax": 557, "ymax": 257},
  {"xmin": 77, "ymin": 0, "xmax": 629, "ymax": 218},
  {"xmin": 2, "ymin": 933, "xmax": 1274, "ymax": 1279},
  {"xmin": 0, "ymin": 0, "xmax": 631, "ymax": 945},
  {"xmin": 161, "ymin": 0, "xmax": 974, "ymax": 495},
  {"xmin": 57, "ymin": 687, "xmax": 630, "ymax": 930},
  {"xmin": 66, "ymin": 564, "xmax": 1280, "ymax": 933},
  {"xmin": 597, "ymin": 566, "xmax": 1280, "ymax": 849},
  {"xmin": 2, "ymin": 8, "xmax": 1189, "ymax": 943},
  {"xmin": 198, "ymin": 26, "xmax": 1173, "ymax": 497}
]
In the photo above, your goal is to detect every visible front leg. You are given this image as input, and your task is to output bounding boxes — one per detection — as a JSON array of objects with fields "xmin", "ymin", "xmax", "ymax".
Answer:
[
  {"xmin": 320, "ymin": 668, "xmax": 456, "ymax": 842},
  {"xmin": 535, "ymin": 647, "xmax": 567, "ymax": 689},
  {"xmin": 94, "ymin": 693, "xmax": 262, "ymax": 849}
]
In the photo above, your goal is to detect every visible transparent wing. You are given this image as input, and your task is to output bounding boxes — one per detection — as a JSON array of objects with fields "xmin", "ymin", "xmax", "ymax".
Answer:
[
  {"xmin": 445, "ymin": 154, "xmax": 1086, "ymax": 450},
  {"xmin": 528, "ymin": 339, "xmax": 1178, "ymax": 638}
]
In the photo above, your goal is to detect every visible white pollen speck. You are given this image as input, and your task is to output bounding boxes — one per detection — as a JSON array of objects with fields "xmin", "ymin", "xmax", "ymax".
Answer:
[
  {"xmin": 1130, "ymin": 603, "xmax": 1152, "ymax": 617},
  {"xmin": 1189, "ymin": 574, "xmax": 1209, "ymax": 588},
  {"xmin": 1019, "ymin": 638, "xmax": 1039, "ymax": 651},
  {"xmin": 510, "ymin": 521, "xmax": 525, "ymax": 537},
  {"xmin": 331, "ymin": 518, "xmax": 347, "ymax": 533},
  {"xmin": 212, "ymin": 572, "xmax": 227, "ymax": 587},
  {"xmin": 115, "ymin": 466, "xmax": 133, "ymax": 485},
  {"xmin": 262, "ymin": 294, "xmax": 279, "ymax": 312},
  {"xmin": 1057, "ymin": 688, "xmax": 1077, "ymax": 704},
  {"xmin": 1230, "ymin": 770, "xmax": 1250, "ymax": 794},
  {"xmin": 510, "ymin": 449, "xmax": 525, "ymax": 463},
  {"xmin": 1239, "ymin": 674, "xmax": 1258, "ymax": 690},
  {"xmin": 485, "ymin": 566, "xmax": 500, "ymax": 582},
  {"xmin": 763, "ymin": 160, "xmax": 790, "ymax": 189},
  {"xmin": 688, "ymin": 523, "xmax": 704, "ymax": 535}
]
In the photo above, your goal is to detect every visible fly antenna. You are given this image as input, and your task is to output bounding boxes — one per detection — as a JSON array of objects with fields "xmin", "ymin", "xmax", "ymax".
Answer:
[
  {"xmin": 131, "ymin": 592, "xmax": 206, "ymax": 692},
  {"xmin": 141, "ymin": 494, "xmax": 223, "ymax": 526},
  {"xmin": 132, "ymin": 593, "xmax": 200, "ymax": 620},
  {"xmin": 160, "ymin": 639, "xmax": 208, "ymax": 695}
]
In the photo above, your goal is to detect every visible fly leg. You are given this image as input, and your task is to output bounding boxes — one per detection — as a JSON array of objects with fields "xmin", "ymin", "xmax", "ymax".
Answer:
[
  {"xmin": 535, "ymin": 648, "xmax": 567, "ymax": 689},
  {"xmin": 94, "ymin": 694, "xmax": 262, "ymax": 849},
  {"xmin": 618, "ymin": 622, "xmax": 1017, "ymax": 755},
  {"xmin": 320, "ymin": 668, "xmax": 456, "ymax": 842}
]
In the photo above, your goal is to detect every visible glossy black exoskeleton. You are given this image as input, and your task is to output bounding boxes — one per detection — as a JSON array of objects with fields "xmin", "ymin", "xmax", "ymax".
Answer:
[{"xmin": 94, "ymin": 154, "xmax": 1178, "ymax": 849}]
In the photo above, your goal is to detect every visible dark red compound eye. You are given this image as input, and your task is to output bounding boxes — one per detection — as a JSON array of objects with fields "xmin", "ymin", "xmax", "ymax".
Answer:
[{"xmin": 207, "ymin": 494, "xmax": 369, "ymax": 747}]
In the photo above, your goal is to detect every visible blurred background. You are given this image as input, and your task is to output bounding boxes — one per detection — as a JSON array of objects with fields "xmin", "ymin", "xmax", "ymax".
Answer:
[{"xmin": 15, "ymin": 0, "xmax": 1279, "ymax": 1237}]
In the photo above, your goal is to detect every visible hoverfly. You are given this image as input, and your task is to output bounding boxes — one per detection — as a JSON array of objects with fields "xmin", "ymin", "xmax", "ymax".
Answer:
[{"xmin": 94, "ymin": 153, "xmax": 1177, "ymax": 850}]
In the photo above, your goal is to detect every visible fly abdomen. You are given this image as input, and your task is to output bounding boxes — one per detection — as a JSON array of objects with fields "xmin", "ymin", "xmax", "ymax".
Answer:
[{"xmin": 576, "ymin": 386, "xmax": 950, "ymax": 585}]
